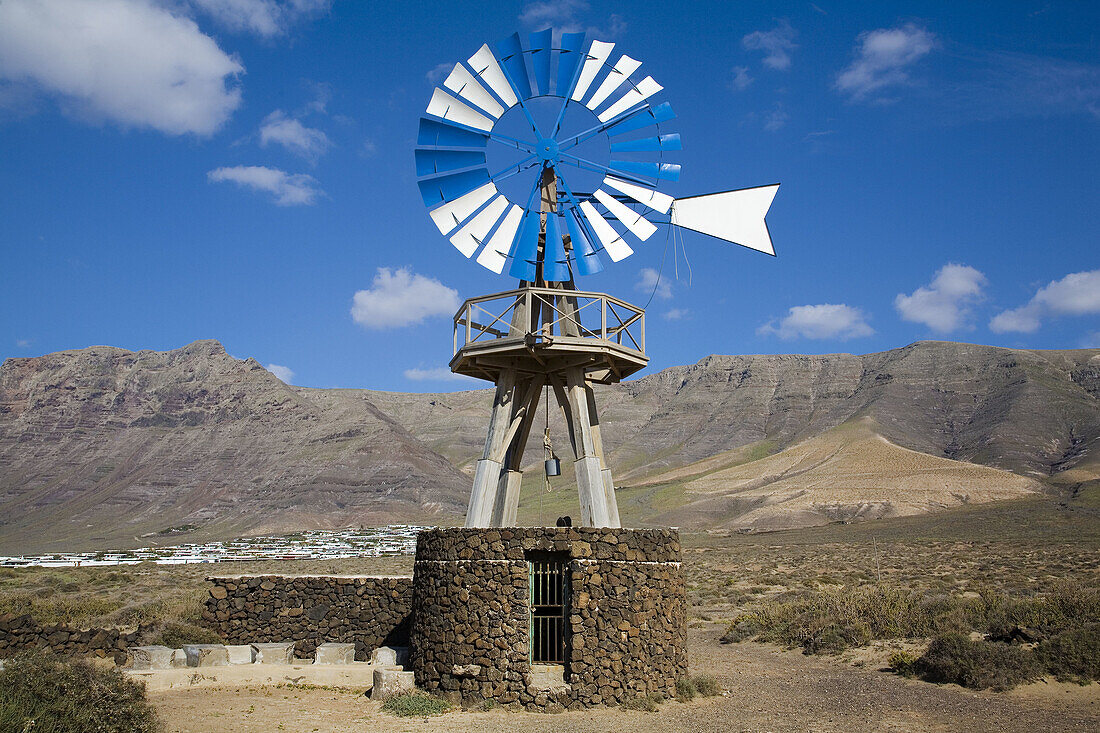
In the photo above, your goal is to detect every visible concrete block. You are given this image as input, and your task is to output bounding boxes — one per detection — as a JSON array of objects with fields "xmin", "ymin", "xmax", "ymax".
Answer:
[
  {"xmin": 371, "ymin": 668, "xmax": 415, "ymax": 700},
  {"xmin": 371, "ymin": 645, "xmax": 408, "ymax": 667},
  {"xmin": 313, "ymin": 642, "xmax": 356, "ymax": 665},
  {"xmin": 183, "ymin": 644, "xmax": 229, "ymax": 668},
  {"xmin": 252, "ymin": 642, "xmax": 295, "ymax": 665},
  {"xmin": 170, "ymin": 649, "xmax": 188, "ymax": 668},
  {"xmin": 527, "ymin": 663, "xmax": 566, "ymax": 690},
  {"xmin": 130, "ymin": 645, "xmax": 174, "ymax": 670},
  {"xmin": 226, "ymin": 644, "xmax": 256, "ymax": 665}
]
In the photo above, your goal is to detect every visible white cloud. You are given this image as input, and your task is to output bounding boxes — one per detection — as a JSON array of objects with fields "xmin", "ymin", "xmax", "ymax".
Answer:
[
  {"xmin": 16, "ymin": 339, "xmax": 31, "ymax": 349},
  {"xmin": 189, "ymin": 0, "xmax": 330, "ymax": 38},
  {"xmin": 663, "ymin": 308, "xmax": 689, "ymax": 321},
  {"xmin": 990, "ymin": 269, "xmax": 1100, "ymax": 333},
  {"xmin": 742, "ymin": 20, "xmax": 798, "ymax": 71},
  {"xmin": 360, "ymin": 138, "xmax": 378, "ymax": 158},
  {"xmin": 758, "ymin": 304, "xmax": 874, "ymax": 340},
  {"xmin": 836, "ymin": 23, "xmax": 935, "ymax": 101},
  {"xmin": 764, "ymin": 104, "xmax": 789, "ymax": 131},
  {"xmin": 351, "ymin": 267, "xmax": 461, "ymax": 330},
  {"xmin": 259, "ymin": 110, "xmax": 330, "ymax": 160},
  {"xmin": 266, "ymin": 363, "xmax": 294, "ymax": 383},
  {"xmin": 0, "ymin": 0, "xmax": 243, "ymax": 136},
  {"xmin": 730, "ymin": 66, "xmax": 753, "ymax": 92},
  {"xmin": 425, "ymin": 63, "xmax": 451, "ymax": 85},
  {"xmin": 404, "ymin": 366, "xmax": 477, "ymax": 384},
  {"xmin": 894, "ymin": 264, "xmax": 987, "ymax": 333},
  {"xmin": 517, "ymin": 0, "xmax": 624, "ymax": 38},
  {"xmin": 1080, "ymin": 332, "xmax": 1100, "ymax": 349},
  {"xmin": 636, "ymin": 268, "xmax": 671, "ymax": 300},
  {"xmin": 207, "ymin": 165, "xmax": 322, "ymax": 205}
]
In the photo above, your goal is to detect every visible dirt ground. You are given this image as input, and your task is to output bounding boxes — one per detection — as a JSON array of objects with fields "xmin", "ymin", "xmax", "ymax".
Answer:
[{"xmin": 150, "ymin": 625, "xmax": 1099, "ymax": 733}]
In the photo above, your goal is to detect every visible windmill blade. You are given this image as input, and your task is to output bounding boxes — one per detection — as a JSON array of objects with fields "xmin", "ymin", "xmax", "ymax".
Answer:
[
  {"xmin": 418, "ymin": 168, "xmax": 491, "ymax": 208},
  {"xmin": 450, "ymin": 195, "xmax": 509, "ymax": 257},
  {"xmin": 495, "ymin": 32, "xmax": 534, "ymax": 101},
  {"xmin": 415, "ymin": 148, "xmax": 486, "ymax": 176},
  {"xmin": 580, "ymin": 201, "xmax": 633, "ymax": 262},
  {"xmin": 586, "ymin": 55, "xmax": 642, "ymax": 110},
  {"xmin": 598, "ymin": 76, "xmax": 663, "ymax": 123},
  {"xmin": 606, "ymin": 101, "xmax": 675, "ymax": 137},
  {"xmin": 468, "ymin": 44, "xmax": 518, "ymax": 107},
  {"xmin": 556, "ymin": 32, "xmax": 587, "ymax": 97},
  {"xmin": 602, "ymin": 176, "xmax": 674, "ymax": 214},
  {"xmin": 426, "ymin": 88, "xmax": 494, "ymax": 132},
  {"xmin": 427, "ymin": 182, "xmax": 496, "ymax": 234},
  {"xmin": 565, "ymin": 210, "xmax": 604, "ymax": 275},
  {"xmin": 571, "ymin": 40, "xmax": 614, "ymax": 102},
  {"xmin": 593, "ymin": 189, "xmax": 657, "ymax": 241},
  {"xmin": 543, "ymin": 214, "xmax": 571, "ymax": 282},
  {"xmin": 443, "ymin": 64, "xmax": 505, "ymax": 118},
  {"xmin": 476, "ymin": 204, "xmax": 524, "ymax": 274},
  {"xmin": 508, "ymin": 210, "xmax": 542, "ymax": 281},
  {"xmin": 670, "ymin": 184, "xmax": 780, "ymax": 255},
  {"xmin": 608, "ymin": 160, "xmax": 681, "ymax": 182},
  {"xmin": 417, "ymin": 117, "xmax": 488, "ymax": 148},
  {"xmin": 610, "ymin": 133, "xmax": 681, "ymax": 153},
  {"xmin": 529, "ymin": 28, "xmax": 553, "ymax": 96}
]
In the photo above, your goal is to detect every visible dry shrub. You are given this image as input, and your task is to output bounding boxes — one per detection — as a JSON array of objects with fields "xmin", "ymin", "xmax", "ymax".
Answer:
[
  {"xmin": 1037, "ymin": 623, "xmax": 1100, "ymax": 684},
  {"xmin": 915, "ymin": 634, "xmax": 1041, "ymax": 691},
  {"xmin": 692, "ymin": 674, "xmax": 720, "ymax": 696}
]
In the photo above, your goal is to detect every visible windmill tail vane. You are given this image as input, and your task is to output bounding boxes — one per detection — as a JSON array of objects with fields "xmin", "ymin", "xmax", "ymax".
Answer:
[{"xmin": 415, "ymin": 28, "xmax": 780, "ymax": 285}]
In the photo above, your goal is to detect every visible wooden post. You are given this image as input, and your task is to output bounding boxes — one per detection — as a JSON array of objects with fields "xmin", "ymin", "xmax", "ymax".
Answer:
[{"xmin": 466, "ymin": 368, "xmax": 516, "ymax": 527}]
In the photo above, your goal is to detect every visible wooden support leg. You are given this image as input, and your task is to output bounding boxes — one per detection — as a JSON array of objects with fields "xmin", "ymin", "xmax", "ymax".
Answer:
[
  {"xmin": 563, "ymin": 367, "xmax": 613, "ymax": 527},
  {"xmin": 466, "ymin": 369, "xmax": 517, "ymax": 527},
  {"xmin": 584, "ymin": 383, "xmax": 621, "ymax": 528},
  {"xmin": 489, "ymin": 378, "xmax": 542, "ymax": 527}
]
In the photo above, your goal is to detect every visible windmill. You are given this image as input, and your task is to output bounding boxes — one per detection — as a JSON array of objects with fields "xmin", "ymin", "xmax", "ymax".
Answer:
[{"xmin": 415, "ymin": 29, "xmax": 778, "ymax": 529}]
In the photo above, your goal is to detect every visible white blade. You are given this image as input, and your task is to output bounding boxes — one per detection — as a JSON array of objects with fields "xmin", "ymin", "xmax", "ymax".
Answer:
[
  {"xmin": 426, "ymin": 88, "xmax": 494, "ymax": 132},
  {"xmin": 593, "ymin": 189, "xmax": 657, "ymax": 241},
  {"xmin": 670, "ymin": 184, "xmax": 780, "ymax": 255},
  {"xmin": 580, "ymin": 200, "xmax": 633, "ymax": 262},
  {"xmin": 444, "ymin": 63, "xmax": 504, "ymax": 118},
  {"xmin": 468, "ymin": 44, "xmax": 518, "ymax": 108},
  {"xmin": 571, "ymin": 40, "xmax": 614, "ymax": 102},
  {"xmin": 450, "ymin": 195, "xmax": 509, "ymax": 257},
  {"xmin": 476, "ymin": 204, "xmax": 523, "ymax": 273},
  {"xmin": 429, "ymin": 183, "xmax": 496, "ymax": 235},
  {"xmin": 602, "ymin": 176, "xmax": 673, "ymax": 214},
  {"xmin": 598, "ymin": 76, "xmax": 663, "ymax": 123},
  {"xmin": 586, "ymin": 55, "xmax": 642, "ymax": 110}
]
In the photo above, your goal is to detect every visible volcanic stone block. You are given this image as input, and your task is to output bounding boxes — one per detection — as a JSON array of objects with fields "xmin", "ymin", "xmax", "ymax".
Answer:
[
  {"xmin": 371, "ymin": 645, "xmax": 408, "ymax": 667},
  {"xmin": 371, "ymin": 668, "xmax": 415, "ymax": 700},
  {"xmin": 183, "ymin": 644, "xmax": 230, "ymax": 667},
  {"xmin": 226, "ymin": 644, "xmax": 256, "ymax": 664},
  {"xmin": 252, "ymin": 642, "xmax": 295, "ymax": 665},
  {"xmin": 130, "ymin": 645, "xmax": 174, "ymax": 670},
  {"xmin": 314, "ymin": 642, "xmax": 355, "ymax": 665}
]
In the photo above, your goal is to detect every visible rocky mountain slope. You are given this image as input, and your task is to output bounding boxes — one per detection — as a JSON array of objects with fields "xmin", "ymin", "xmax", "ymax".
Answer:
[{"xmin": 1, "ymin": 340, "xmax": 1097, "ymax": 551}]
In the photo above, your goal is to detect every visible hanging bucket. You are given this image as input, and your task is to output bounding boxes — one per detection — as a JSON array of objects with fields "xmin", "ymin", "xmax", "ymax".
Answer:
[{"xmin": 544, "ymin": 457, "xmax": 561, "ymax": 477}]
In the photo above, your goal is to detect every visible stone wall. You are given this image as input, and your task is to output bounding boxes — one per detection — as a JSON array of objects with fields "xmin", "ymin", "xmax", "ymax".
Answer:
[
  {"xmin": 202, "ymin": 575, "xmax": 412, "ymax": 661},
  {"xmin": 0, "ymin": 613, "xmax": 140, "ymax": 662},
  {"xmin": 409, "ymin": 527, "xmax": 687, "ymax": 710}
]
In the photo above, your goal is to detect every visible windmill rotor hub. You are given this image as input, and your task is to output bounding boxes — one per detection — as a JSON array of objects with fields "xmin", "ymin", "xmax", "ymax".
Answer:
[{"xmin": 535, "ymin": 137, "xmax": 560, "ymax": 164}]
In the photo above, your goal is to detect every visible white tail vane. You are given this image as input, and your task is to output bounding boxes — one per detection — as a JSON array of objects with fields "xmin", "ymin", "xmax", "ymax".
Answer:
[{"xmin": 670, "ymin": 184, "xmax": 780, "ymax": 256}]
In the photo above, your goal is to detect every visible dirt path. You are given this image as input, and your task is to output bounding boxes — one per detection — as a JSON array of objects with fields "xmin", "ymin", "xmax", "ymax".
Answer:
[{"xmin": 150, "ymin": 625, "xmax": 1099, "ymax": 733}]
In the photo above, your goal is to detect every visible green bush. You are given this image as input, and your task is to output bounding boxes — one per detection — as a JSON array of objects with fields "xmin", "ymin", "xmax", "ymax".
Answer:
[
  {"xmin": 621, "ymin": 693, "xmax": 663, "ymax": 712},
  {"xmin": 887, "ymin": 650, "xmax": 921, "ymax": 677},
  {"xmin": 380, "ymin": 692, "xmax": 452, "ymax": 717},
  {"xmin": 0, "ymin": 652, "xmax": 160, "ymax": 733},
  {"xmin": 674, "ymin": 677, "xmax": 696, "ymax": 702},
  {"xmin": 143, "ymin": 621, "xmax": 222, "ymax": 648},
  {"xmin": 691, "ymin": 674, "xmax": 720, "ymax": 697},
  {"xmin": 916, "ymin": 634, "xmax": 1041, "ymax": 691},
  {"xmin": 1037, "ymin": 623, "xmax": 1100, "ymax": 684}
]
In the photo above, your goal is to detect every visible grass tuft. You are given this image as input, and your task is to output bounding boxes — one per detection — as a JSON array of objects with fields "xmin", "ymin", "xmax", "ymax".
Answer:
[
  {"xmin": 380, "ymin": 691, "xmax": 452, "ymax": 717},
  {"xmin": 674, "ymin": 678, "xmax": 696, "ymax": 702},
  {"xmin": 691, "ymin": 673, "xmax": 720, "ymax": 697}
]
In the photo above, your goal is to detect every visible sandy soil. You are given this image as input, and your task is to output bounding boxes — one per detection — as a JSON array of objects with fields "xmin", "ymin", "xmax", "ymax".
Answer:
[{"xmin": 150, "ymin": 625, "xmax": 1099, "ymax": 733}]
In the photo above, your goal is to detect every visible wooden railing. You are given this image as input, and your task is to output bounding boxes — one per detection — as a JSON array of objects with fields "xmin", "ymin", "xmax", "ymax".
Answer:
[{"xmin": 453, "ymin": 287, "xmax": 646, "ymax": 356}]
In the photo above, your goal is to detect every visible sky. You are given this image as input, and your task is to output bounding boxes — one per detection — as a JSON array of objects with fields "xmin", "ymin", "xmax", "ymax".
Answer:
[{"xmin": 1, "ymin": 0, "xmax": 1098, "ymax": 391}]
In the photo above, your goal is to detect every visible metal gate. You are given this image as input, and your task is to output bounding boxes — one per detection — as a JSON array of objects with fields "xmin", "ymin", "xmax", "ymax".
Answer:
[{"xmin": 527, "ymin": 552, "xmax": 569, "ymax": 664}]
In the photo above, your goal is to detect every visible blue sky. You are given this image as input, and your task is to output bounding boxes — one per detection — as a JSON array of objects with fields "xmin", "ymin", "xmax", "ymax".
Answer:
[{"xmin": 1, "ymin": 0, "xmax": 1098, "ymax": 391}]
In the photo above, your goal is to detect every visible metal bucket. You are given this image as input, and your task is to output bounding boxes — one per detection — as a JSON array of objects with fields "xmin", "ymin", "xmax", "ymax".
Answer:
[{"xmin": 544, "ymin": 457, "xmax": 561, "ymax": 477}]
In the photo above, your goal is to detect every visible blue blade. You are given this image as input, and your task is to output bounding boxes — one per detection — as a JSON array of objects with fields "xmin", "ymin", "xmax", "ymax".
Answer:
[
  {"xmin": 606, "ymin": 102, "xmax": 677, "ymax": 137},
  {"xmin": 417, "ymin": 117, "xmax": 488, "ymax": 148},
  {"xmin": 495, "ymin": 33, "xmax": 534, "ymax": 101},
  {"xmin": 608, "ymin": 160, "xmax": 681, "ymax": 182},
  {"xmin": 556, "ymin": 32, "xmax": 586, "ymax": 97},
  {"xmin": 415, "ymin": 149, "xmax": 486, "ymax": 176},
  {"xmin": 543, "ymin": 213, "xmax": 571, "ymax": 282},
  {"xmin": 529, "ymin": 28, "xmax": 552, "ymax": 96},
  {"xmin": 609, "ymin": 133, "xmax": 682, "ymax": 153},
  {"xmin": 508, "ymin": 210, "xmax": 541, "ymax": 281},
  {"xmin": 417, "ymin": 168, "xmax": 490, "ymax": 207},
  {"xmin": 567, "ymin": 210, "xmax": 604, "ymax": 276}
]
